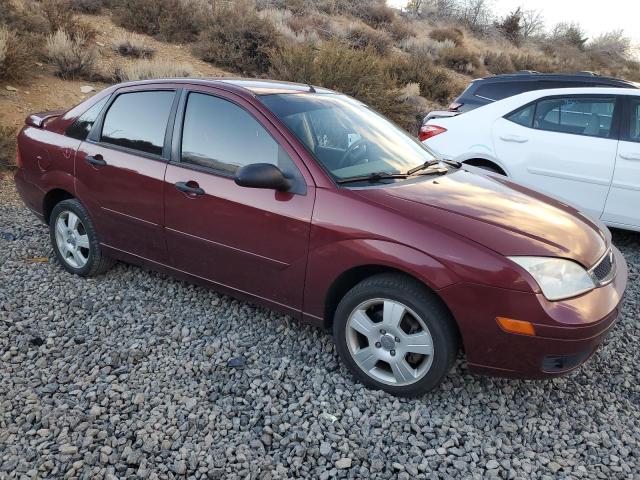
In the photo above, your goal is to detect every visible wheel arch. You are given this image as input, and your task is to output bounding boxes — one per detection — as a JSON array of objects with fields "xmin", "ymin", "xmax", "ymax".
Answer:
[
  {"xmin": 323, "ymin": 265, "xmax": 461, "ymax": 345},
  {"xmin": 43, "ymin": 188, "xmax": 74, "ymax": 223},
  {"xmin": 462, "ymin": 157, "xmax": 508, "ymax": 175}
]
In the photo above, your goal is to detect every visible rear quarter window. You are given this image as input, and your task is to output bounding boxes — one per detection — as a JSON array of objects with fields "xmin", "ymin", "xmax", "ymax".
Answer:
[{"xmin": 66, "ymin": 97, "xmax": 109, "ymax": 140}]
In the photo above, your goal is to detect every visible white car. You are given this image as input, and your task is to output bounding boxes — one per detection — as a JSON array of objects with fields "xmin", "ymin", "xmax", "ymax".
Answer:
[{"xmin": 421, "ymin": 87, "xmax": 640, "ymax": 232}]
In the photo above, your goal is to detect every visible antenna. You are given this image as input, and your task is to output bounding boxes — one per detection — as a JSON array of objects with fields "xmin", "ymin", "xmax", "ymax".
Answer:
[{"xmin": 307, "ymin": 84, "xmax": 316, "ymax": 93}]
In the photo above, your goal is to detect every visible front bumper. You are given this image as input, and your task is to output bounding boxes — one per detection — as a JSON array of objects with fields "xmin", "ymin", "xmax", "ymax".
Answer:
[{"xmin": 438, "ymin": 246, "xmax": 628, "ymax": 379}]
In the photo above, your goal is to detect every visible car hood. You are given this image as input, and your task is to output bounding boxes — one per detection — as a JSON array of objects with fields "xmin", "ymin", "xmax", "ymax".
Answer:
[{"xmin": 352, "ymin": 170, "xmax": 608, "ymax": 268}]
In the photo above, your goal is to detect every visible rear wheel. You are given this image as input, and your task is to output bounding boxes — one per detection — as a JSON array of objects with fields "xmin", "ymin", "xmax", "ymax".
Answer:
[
  {"xmin": 333, "ymin": 274, "xmax": 458, "ymax": 397},
  {"xmin": 49, "ymin": 199, "xmax": 113, "ymax": 276}
]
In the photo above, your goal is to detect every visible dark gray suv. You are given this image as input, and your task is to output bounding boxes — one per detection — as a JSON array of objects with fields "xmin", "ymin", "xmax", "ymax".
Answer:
[{"xmin": 449, "ymin": 71, "xmax": 638, "ymax": 113}]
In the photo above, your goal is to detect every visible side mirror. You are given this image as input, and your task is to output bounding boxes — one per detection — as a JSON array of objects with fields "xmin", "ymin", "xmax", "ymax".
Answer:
[{"xmin": 234, "ymin": 163, "xmax": 292, "ymax": 191}]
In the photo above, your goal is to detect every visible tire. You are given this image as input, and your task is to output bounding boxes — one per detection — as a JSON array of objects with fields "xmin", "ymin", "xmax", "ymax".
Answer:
[
  {"xmin": 333, "ymin": 274, "xmax": 458, "ymax": 397},
  {"xmin": 49, "ymin": 199, "xmax": 114, "ymax": 277}
]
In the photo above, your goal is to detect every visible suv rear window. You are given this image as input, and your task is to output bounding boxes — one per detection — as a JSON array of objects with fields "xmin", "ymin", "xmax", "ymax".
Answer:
[
  {"xmin": 100, "ymin": 91, "xmax": 175, "ymax": 156},
  {"xmin": 475, "ymin": 82, "xmax": 535, "ymax": 101}
]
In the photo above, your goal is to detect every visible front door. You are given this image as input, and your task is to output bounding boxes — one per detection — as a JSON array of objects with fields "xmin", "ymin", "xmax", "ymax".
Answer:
[
  {"xmin": 75, "ymin": 88, "xmax": 177, "ymax": 261},
  {"xmin": 494, "ymin": 95, "xmax": 619, "ymax": 220},
  {"xmin": 603, "ymin": 96, "xmax": 640, "ymax": 228},
  {"xmin": 163, "ymin": 90, "xmax": 315, "ymax": 312}
]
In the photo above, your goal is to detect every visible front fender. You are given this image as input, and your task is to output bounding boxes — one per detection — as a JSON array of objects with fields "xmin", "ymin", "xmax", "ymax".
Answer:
[{"xmin": 302, "ymin": 238, "xmax": 460, "ymax": 321}]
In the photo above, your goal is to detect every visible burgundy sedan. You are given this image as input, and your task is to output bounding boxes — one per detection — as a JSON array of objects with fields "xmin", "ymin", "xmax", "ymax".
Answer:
[{"xmin": 14, "ymin": 79, "xmax": 627, "ymax": 397}]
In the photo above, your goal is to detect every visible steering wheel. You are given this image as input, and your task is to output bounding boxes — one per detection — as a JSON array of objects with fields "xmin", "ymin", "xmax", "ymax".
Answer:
[{"xmin": 338, "ymin": 138, "xmax": 368, "ymax": 169}]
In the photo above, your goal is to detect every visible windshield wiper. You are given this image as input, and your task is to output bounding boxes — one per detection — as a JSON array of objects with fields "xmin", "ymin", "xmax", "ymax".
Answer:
[
  {"xmin": 336, "ymin": 171, "xmax": 408, "ymax": 185},
  {"xmin": 406, "ymin": 158, "xmax": 462, "ymax": 176}
]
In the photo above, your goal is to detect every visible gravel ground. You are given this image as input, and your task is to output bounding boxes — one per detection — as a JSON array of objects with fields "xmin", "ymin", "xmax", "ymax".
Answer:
[{"xmin": 1, "ymin": 174, "xmax": 639, "ymax": 480}]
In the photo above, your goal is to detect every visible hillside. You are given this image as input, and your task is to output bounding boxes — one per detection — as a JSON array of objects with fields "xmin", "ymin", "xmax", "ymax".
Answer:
[{"xmin": 2, "ymin": 0, "xmax": 639, "ymax": 170}]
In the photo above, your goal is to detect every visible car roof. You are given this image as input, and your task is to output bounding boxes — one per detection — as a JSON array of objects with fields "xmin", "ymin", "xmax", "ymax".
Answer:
[
  {"xmin": 512, "ymin": 86, "xmax": 640, "ymax": 100},
  {"xmin": 475, "ymin": 72, "xmax": 636, "ymax": 86},
  {"xmin": 110, "ymin": 77, "xmax": 336, "ymax": 96}
]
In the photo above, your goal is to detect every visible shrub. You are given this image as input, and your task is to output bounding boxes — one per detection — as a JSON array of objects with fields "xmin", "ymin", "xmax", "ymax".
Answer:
[
  {"xmin": 439, "ymin": 45, "xmax": 482, "ymax": 74},
  {"xmin": 510, "ymin": 52, "xmax": 552, "ymax": 72},
  {"xmin": 429, "ymin": 27, "xmax": 464, "ymax": 47},
  {"xmin": 399, "ymin": 36, "xmax": 455, "ymax": 60},
  {"xmin": 389, "ymin": 54, "xmax": 465, "ymax": 103},
  {"xmin": 46, "ymin": 29, "xmax": 98, "ymax": 80},
  {"xmin": 71, "ymin": 0, "xmax": 103, "ymax": 13},
  {"xmin": 287, "ymin": 13, "xmax": 331, "ymax": 41},
  {"xmin": 112, "ymin": 32, "xmax": 155, "ymax": 58},
  {"xmin": 194, "ymin": 2, "xmax": 281, "ymax": 75},
  {"xmin": 0, "ymin": 27, "xmax": 33, "ymax": 81},
  {"xmin": 41, "ymin": 0, "xmax": 97, "ymax": 41},
  {"xmin": 0, "ymin": 125, "xmax": 17, "ymax": 170},
  {"xmin": 112, "ymin": 0, "xmax": 210, "ymax": 43},
  {"xmin": 483, "ymin": 51, "xmax": 515, "ymax": 74},
  {"xmin": 344, "ymin": 22, "xmax": 392, "ymax": 56},
  {"xmin": 355, "ymin": 1, "xmax": 396, "ymax": 28},
  {"xmin": 115, "ymin": 59, "xmax": 195, "ymax": 81},
  {"xmin": 269, "ymin": 42, "xmax": 414, "ymax": 129},
  {"xmin": 387, "ymin": 18, "xmax": 414, "ymax": 41}
]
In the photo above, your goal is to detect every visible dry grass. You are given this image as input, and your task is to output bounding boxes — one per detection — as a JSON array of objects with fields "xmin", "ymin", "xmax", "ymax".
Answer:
[
  {"xmin": 115, "ymin": 59, "xmax": 195, "ymax": 81},
  {"xmin": 45, "ymin": 29, "xmax": 99, "ymax": 80},
  {"xmin": 429, "ymin": 27, "xmax": 465, "ymax": 47},
  {"xmin": 0, "ymin": 125, "xmax": 18, "ymax": 170},
  {"xmin": 343, "ymin": 22, "xmax": 392, "ymax": 56},
  {"xmin": 112, "ymin": 31, "xmax": 155, "ymax": 58},
  {"xmin": 438, "ymin": 45, "xmax": 483, "ymax": 75}
]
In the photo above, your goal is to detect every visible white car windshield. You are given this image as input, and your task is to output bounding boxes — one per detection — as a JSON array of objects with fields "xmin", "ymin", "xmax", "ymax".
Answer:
[{"xmin": 259, "ymin": 93, "xmax": 437, "ymax": 181}]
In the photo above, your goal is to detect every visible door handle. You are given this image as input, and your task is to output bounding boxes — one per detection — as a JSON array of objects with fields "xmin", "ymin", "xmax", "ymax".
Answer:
[
  {"xmin": 619, "ymin": 152, "xmax": 640, "ymax": 161},
  {"xmin": 85, "ymin": 154, "xmax": 106, "ymax": 167},
  {"xmin": 175, "ymin": 181, "xmax": 205, "ymax": 196},
  {"xmin": 499, "ymin": 134, "xmax": 528, "ymax": 143}
]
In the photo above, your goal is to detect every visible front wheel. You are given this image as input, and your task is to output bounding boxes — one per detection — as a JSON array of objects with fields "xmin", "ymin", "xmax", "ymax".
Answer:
[
  {"xmin": 49, "ymin": 199, "xmax": 113, "ymax": 276},
  {"xmin": 333, "ymin": 274, "xmax": 458, "ymax": 397}
]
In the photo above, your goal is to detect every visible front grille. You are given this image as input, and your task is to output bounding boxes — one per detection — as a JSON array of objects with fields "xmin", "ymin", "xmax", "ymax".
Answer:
[{"xmin": 590, "ymin": 249, "xmax": 615, "ymax": 285}]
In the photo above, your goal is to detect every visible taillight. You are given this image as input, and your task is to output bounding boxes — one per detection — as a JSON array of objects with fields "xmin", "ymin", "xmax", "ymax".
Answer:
[
  {"xmin": 418, "ymin": 125, "xmax": 447, "ymax": 142},
  {"xmin": 448, "ymin": 102, "xmax": 463, "ymax": 111}
]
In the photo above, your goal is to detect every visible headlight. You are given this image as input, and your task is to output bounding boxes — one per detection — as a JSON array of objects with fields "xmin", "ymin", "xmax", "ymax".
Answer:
[{"xmin": 508, "ymin": 256, "xmax": 595, "ymax": 301}]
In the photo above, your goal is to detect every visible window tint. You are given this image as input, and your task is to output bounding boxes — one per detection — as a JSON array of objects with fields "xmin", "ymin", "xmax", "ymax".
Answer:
[
  {"xmin": 475, "ymin": 82, "xmax": 534, "ymax": 101},
  {"xmin": 533, "ymin": 97, "xmax": 615, "ymax": 138},
  {"xmin": 101, "ymin": 91, "xmax": 175, "ymax": 155},
  {"xmin": 66, "ymin": 96, "xmax": 109, "ymax": 140},
  {"xmin": 181, "ymin": 93, "xmax": 293, "ymax": 175},
  {"xmin": 630, "ymin": 100, "xmax": 640, "ymax": 142},
  {"xmin": 506, "ymin": 104, "xmax": 535, "ymax": 127}
]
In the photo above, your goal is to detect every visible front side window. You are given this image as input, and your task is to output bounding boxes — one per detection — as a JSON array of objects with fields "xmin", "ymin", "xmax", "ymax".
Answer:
[
  {"xmin": 629, "ymin": 99, "xmax": 640, "ymax": 142},
  {"xmin": 66, "ymin": 96, "xmax": 109, "ymax": 140},
  {"xmin": 533, "ymin": 96, "xmax": 615, "ymax": 138},
  {"xmin": 259, "ymin": 93, "xmax": 437, "ymax": 180},
  {"xmin": 101, "ymin": 91, "xmax": 175, "ymax": 156},
  {"xmin": 180, "ymin": 93, "xmax": 302, "ymax": 181}
]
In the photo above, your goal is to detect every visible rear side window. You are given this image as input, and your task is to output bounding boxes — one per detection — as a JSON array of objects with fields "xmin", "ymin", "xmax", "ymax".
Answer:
[
  {"xmin": 533, "ymin": 97, "xmax": 616, "ymax": 138},
  {"xmin": 630, "ymin": 99, "xmax": 640, "ymax": 142},
  {"xmin": 506, "ymin": 104, "xmax": 535, "ymax": 127},
  {"xmin": 66, "ymin": 97, "xmax": 109, "ymax": 140},
  {"xmin": 100, "ymin": 91, "xmax": 175, "ymax": 156},
  {"xmin": 180, "ymin": 93, "xmax": 291, "ymax": 175}
]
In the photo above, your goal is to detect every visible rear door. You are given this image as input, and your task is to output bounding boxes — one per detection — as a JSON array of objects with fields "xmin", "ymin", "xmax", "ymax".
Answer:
[
  {"xmin": 163, "ymin": 88, "xmax": 315, "ymax": 312},
  {"xmin": 493, "ymin": 95, "xmax": 620, "ymax": 219},
  {"xmin": 602, "ymin": 96, "xmax": 640, "ymax": 228},
  {"xmin": 76, "ymin": 86, "xmax": 178, "ymax": 261}
]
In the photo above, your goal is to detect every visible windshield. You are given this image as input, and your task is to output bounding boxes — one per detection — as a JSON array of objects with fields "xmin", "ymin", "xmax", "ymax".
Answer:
[{"xmin": 258, "ymin": 93, "xmax": 437, "ymax": 180}]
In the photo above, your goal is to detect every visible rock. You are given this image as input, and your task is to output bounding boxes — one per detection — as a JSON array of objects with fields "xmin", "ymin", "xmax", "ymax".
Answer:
[
  {"xmin": 59, "ymin": 445, "xmax": 78, "ymax": 455},
  {"xmin": 80, "ymin": 86, "xmax": 95, "ymax": 93},
  {"xmin": 486, "ymin": 460, "xmax": 499, "ymax": 470},
  {"xmin": 173, "ymin": 459, "xmax": 187, "ymax": 475},
  {"xmin": 6, "ymin": 86, "xmax": 17, "ymax": 91},
  {"xmin": 319, "ymin": 442, "xmax": 331, "ymax": 456},
  {"xmin": 335, "ymin": 458, "xmax": 352, "ymax": 469},
  {"xmin": 227, "ymin": 356, "xmax": 246, "ymax": 367}
]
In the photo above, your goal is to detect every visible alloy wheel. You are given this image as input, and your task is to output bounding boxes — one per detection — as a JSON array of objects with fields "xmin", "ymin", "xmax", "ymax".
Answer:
[
  {"xmin": 54, "ymin": 210, "xmax": 90, "ymax": 269},
  {"xmin": 345, "ymin": 298, "xmax": 434, "ymax": 386}
]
